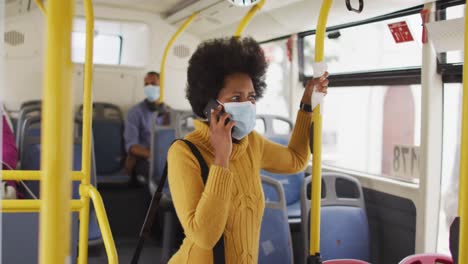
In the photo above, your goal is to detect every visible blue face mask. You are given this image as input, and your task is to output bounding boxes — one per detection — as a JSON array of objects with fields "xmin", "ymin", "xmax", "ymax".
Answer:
[
  {"xmin": 144, "ymin": 85, "xmax": 160, "ymax": 101},
  {"xmin": 223, "ymin": 101, "xmax": 256, "ymax": 140}
]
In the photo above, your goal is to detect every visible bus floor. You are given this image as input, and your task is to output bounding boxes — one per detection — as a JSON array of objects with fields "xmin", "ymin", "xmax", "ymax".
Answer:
[
  {"xmin": 88, "ymin": 181, "xmax": 160, "ymax": 263},
  {"xmin": 88, "ymin": 237, "xmax": 161, "ymax": 264}
]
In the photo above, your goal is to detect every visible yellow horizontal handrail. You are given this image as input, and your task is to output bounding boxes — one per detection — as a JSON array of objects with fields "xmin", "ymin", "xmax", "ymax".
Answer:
[
  {"xmin": 34, "ymin": 0, "xmax": 46, "ymax": 14},
  {"xmin": 2, "ymin": 200, "xmax": 83, "ymax": 212},
  {"xmin": 2, "ymin": 170, "xmax": 84, "ymax": 181},
  {"xmin": 86, "ymin": 185, "xmax": 118, "ymax": 264}
]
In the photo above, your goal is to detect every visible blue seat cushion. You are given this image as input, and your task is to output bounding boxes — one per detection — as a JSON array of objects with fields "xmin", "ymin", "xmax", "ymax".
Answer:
[{"xmin": 286, "ymin": 200, "xmax": 301, "ymax": 219}]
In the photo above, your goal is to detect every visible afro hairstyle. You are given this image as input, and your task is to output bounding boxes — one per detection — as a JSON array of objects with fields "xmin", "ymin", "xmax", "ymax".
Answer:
[{"xmin": 186, "ymin": 36, "xmax": 268, "ymax": 118}]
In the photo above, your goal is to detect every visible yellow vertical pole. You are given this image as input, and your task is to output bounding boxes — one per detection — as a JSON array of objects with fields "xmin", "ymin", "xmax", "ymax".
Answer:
[
  {"xmin": 78, "ymin": 0, "xmax": 94, "ymax": 262},
  {"xmin": 309, "ymin": 0, "xmax": 332, "ymax": 259},
  {"xmin": 39, "ymin": 0, "xmax": 74, "ymax": 263},
  {"xmin": 457, "ymin": 4, "xmax": 468, "ymax": 263},
  {"xmin": 233, "ymin": 0, "xmax": 265, "ymax": 37},
  {"xmin": 159, "ymin": 12, "xmax": 198, "ymax": 103}
]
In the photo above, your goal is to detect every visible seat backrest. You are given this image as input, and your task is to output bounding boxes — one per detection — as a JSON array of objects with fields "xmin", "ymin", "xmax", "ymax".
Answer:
[
  {"xmin": 174, "ymin": 110, "xmax": 196, "ymax": 138},
  {"xmin": 20, "ymin": 117, "xmax": 83, "ymax": 199},
  {"xmin": 76, "ymin": 103, "xmax": 125, "ymax": 175},
  {"xmin": 256, "ymin": 115, "xmax": 293, "ymax": 138},
  {"xmin": 301, "ymin": 173, "xmax": 370, "ymax": 262},
  {"xmin": 77, "ymin": 102, "xmax": 123, "ymax": 120},
  {"xmin": 398, "ymin": 254, "xmax": 453, "ymax": 264},
  {"xmin": 259, "ymin": 176, "xmax": 293, "ymax": 264},
  {"xmin": 16, "ymin": 105, "xmax": 42, "ymax": 156},
  {"xmin": 149, "ymin": 126, "xmax": 176, "ymax": 195},
  {"xmin": 20, "ymin": 100, "xmax": 42, "ymax": 110},
  {"xmin": 261, "ymin": 136, "xmax": 304, "ymax": 206},
  {"xmin": 2, "ymin": 213, "xmax": 79, "ymax": 264},
  {"xmin": 92, "ymin": 119, "xmax": 124, "ymax": 174}
]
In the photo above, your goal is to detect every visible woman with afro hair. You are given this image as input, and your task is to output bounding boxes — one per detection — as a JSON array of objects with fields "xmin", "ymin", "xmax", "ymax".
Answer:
[{"xmin": 167, "ymin": 36, "xmax": 328, "ymax": 264}]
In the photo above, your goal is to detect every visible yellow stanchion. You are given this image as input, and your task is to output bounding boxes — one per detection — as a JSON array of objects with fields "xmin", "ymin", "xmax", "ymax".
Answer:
[
  {"xmin": 233, "ymin": 0, "xmax": 265, "ymax": 37},
  {"xmin": 34, "ymin": 0, "xmax": 46, "ymax": 14},
  {"xmin": 159, "ymin": 12, "xmax": 198, "ymax": 103},
  {"xmin": 309, "ymin": 0, "xmax": 333, "ymax": 261},
  {"xmin": 457, "ymin": 3, "xmax": 468, "ymax": 263},
  {"xmin": 77, "ymin": 0, "xmax": 95, "ymax": 262},
  {"xmin": 39, "ymin": 1, "xmax": 74, "ymax": 263}
]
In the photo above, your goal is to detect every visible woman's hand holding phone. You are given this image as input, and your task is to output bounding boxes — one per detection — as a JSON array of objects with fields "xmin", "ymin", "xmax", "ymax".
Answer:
[{"xmin": 210, "ymin": 105, "xmax": 236, "ymax": 168}]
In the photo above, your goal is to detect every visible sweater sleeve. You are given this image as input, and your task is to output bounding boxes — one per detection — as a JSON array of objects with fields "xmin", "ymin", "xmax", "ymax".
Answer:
[
  {"xmin": 167, "ymin": 141, "xmax": 234, "ymax": 250},
  {"xmin": 261, "ymin": 110, "xmax": 313, "ymax": 174}
]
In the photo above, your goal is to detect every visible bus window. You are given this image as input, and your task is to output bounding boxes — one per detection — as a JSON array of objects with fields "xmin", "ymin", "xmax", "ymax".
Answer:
[
  {"xmin": 303, "ymin": 13, "xmax": 423, "ymax": 75},
  {"xmin": 71, "ymin": 18, "xmax": 149, "ymax": 67},
  {"xmin": 443, "ymin": 4, "xmax": 465, "ymax": 64},
  {"xmin": 258, "ymin": 39, "xmax": 291, "ymax": 118},
  {"xmin": 438, "ymin": 82, "xmax": 462, "ymax": 254},
  {"xmin": 72, "ymin": 32, "xmax": 121, "ymax": 65},
  {"xmin": 322, "ymin": 85, "xmax": 421, "ymax": 182}
]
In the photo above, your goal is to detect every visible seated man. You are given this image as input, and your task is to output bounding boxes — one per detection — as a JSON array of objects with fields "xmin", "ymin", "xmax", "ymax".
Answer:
[{"xmin": 124, "ymin": 71, "xmax": 170, "ymax": 183}]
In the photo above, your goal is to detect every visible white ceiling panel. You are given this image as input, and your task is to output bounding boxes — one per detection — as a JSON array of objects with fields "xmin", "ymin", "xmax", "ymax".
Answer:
[{"xmin": 176, "ymin": 0, "xmax": 435, "ymax": 41}]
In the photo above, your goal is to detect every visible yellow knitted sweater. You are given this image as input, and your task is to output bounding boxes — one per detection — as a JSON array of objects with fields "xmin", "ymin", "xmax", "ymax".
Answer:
[{"xmin": 167, "ymin": 110, "xmax": 312, "ymax": 264}]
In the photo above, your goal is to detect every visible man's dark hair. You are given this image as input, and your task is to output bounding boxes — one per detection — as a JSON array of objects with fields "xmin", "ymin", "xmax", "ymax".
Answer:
[{"xmin": 146, "ymin": 71, "xmax": 160, "ymax": 78}]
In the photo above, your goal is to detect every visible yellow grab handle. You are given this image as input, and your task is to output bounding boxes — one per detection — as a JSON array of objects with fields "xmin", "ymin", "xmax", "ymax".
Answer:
[
  {"xmin": 87, "ymin": 185, "xmax": 118, "ymax": 264},
  {"xmin": 234, "ymin": 0, "xmax": 266, "ymax": 37},
  {"xmin": 34, "ymin": 0, "xmax": 46, "ymax": 14},
  {"xmin": 159, "ymin": 12, "xmax": 198, "ymax": 103}
]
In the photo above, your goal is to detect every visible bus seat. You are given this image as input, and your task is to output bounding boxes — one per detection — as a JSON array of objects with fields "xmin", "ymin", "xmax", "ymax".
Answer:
[
  {"xmin": 2, "ymin": 213, "xmax": 79, "ymax": 264},
  {"xmin": 92, "ymin": 119, "xmax": 125, "ymax": 174},
  {"xmin": 259, "ymin": 176, "xmax": 294, "ymax": 264},
  {"xmin": 323, "ymin": 259, "xmax": 371, "ymax": 264},
  {"xmin": 256, "ymin": 115, "xmax": 293, "ymax": 138},
  {"xmin": 148, "ymin": 127, "xmax": 176, "ymax": 195},
  {"xmin": 173, "ymin": 110, "xmax": 196, "ymax": 138},
  {"xmin": 16, "ymin": 105, "xmax": 41, "ymax": 159},
  {"xmin": 301, "ymin": 173, "xmax": 370, "ymax": 262},
  {"xmin": 21, "ymin": 142, "xmax": 83, "ymax": 199},
  {"xmin": 398, "ymin": 253, "xmax": 453, "ymax": 264},
  {"xmin": 77, "ymin": 102, "xmax": 123, "ymax": 121},
  {"xmin": 76, "ymin": 102, "xmax": 127, "ymax": 184},
  {"xmin": 20, "ymin": 99, "xmax": 42, "ymax": 109},
  {"xmin": 16, "ymin": 108, "xmax": 103, "ymax": 249},
  {"xmin": 261, "ymin": 136, "xmax": 304, "ymax": 222}
]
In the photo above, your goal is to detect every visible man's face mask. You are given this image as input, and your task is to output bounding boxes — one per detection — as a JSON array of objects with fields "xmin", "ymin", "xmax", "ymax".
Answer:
[
  {"xmin": 222, "ymin": 101, "xmax": 256, "ymax": 140},
  {"xmin": 144, "ymin": 85, "xmax": 160, "ymax": 101}
]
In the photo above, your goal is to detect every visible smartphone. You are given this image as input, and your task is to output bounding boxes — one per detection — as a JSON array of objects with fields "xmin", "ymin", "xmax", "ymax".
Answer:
[{"xmin": 203, "ymin": 99, "xmax": 230, "ymax": 125}]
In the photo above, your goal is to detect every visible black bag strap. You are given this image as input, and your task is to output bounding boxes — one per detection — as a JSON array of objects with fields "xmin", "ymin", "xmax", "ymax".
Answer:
[
  {"xmin": 180, "ymin": 140, "xmax": 209, "ymax": 183},
  {"xmin": 131, "ymin": 139, "xmax": 225, "ymax": 264}
]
